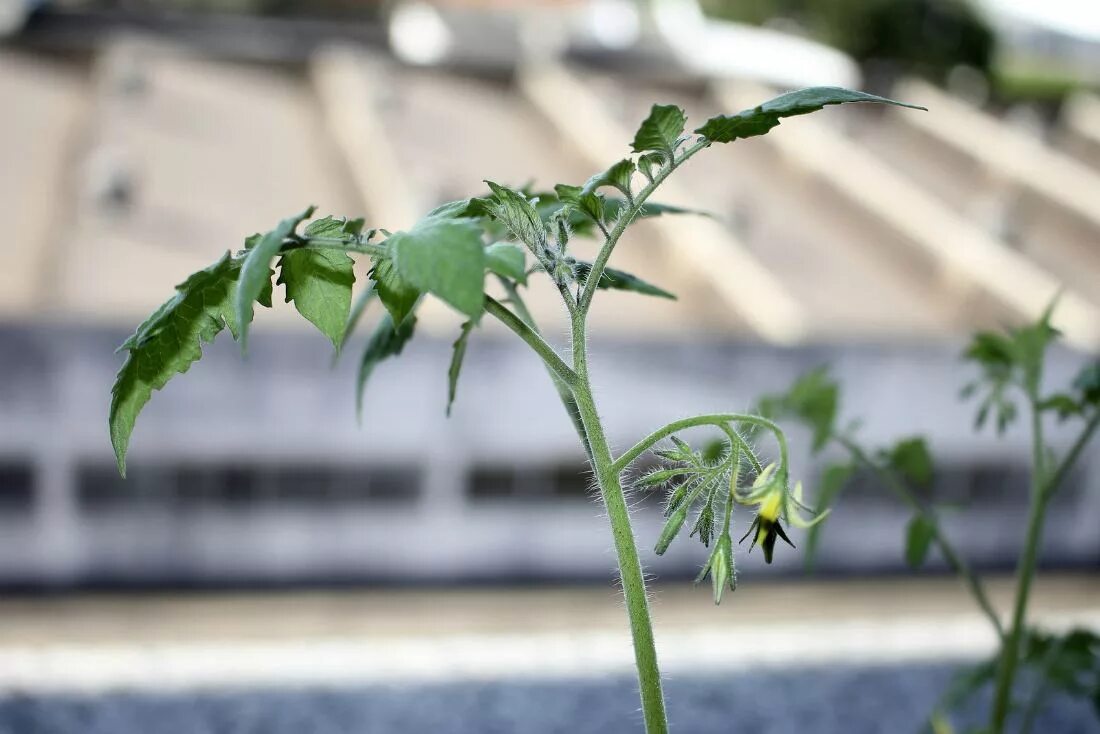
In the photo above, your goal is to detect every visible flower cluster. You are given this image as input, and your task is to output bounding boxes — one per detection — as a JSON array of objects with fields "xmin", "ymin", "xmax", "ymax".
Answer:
[{"xmin": 640, "ymin": 434, "xmax": 826, "ymax": 604}]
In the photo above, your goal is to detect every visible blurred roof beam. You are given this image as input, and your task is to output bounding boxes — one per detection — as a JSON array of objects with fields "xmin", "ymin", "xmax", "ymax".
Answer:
[
  {"xmin": 712, "ymin": 82, "xmax": 1100, "ymax": 352},
  {"xmin": 310, "ymin": 47, "xmax": 419, "ymax": 230},
  {"xmin": 895, "ymin": 79, "xmax": 1100, "ymax": 245},
  {"xmin": 1062, "ymin": 92, "xmax": 1100, "ymax": 163},
  {"xmin": 518, "ymin": 62, "xmax": 807, "ymax": 345},
  {"xmin": 0, "ymin": 51, "xmax": 86, "ymax": 317}
]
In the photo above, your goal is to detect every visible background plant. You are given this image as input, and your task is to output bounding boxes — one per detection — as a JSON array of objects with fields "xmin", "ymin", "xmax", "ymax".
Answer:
[
  {"xmin": 109, "ymin": 87, "xmax": 923, "ymax": 733},
  {"xmin": 757, "ymin": 307, "xmax": 1100, "ymax": 734}
]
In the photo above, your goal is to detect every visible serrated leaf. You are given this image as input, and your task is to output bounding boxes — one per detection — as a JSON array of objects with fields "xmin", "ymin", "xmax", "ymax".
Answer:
[
  {"xmin": 583, "ymin": 159, "xmax": 635, "ymax": 198},
  {"xmin": 632, "ymin": 104, "xmax": 686, "ymax": 155},
  {"xmin": 370, "ymin": 258, "xmax": 420, "ymax": 327},
  {"xmin": 446, "ymin": 320, "xmax": 475, "ymax": 416},
  {"xmin": 236, "ymin": 207, "xmax": 314, "ymax": 350},
  {"xmin": 887, "ymin": 437, "xmax": 934, "ymax": 489},
  {"xmin": 277, "ymin": 247, "xmax": 355, "ymax": 350},
  {"xmin": 696, "ymin": 87, "xmax": 925, "ymax": 144},
  {"xmin": 905, "ymin": 514, "xmax": 935, "ymax": 568},
  {"xmin": 484, "ymin": 242, "xmax": 526, "ymax": 284},
  {"xmin": 574, "ymin": 261, "xmax": 676, "ymax": 300},
  {"xmin": 391, "ymin": 217, "xmax": 486, "ymax": 320},
  {"xmin": 483, "ymin": 181, "xmax": 546, "ymax": 249},
  {"xmin": 304, "ymin": 215, "xmax": 370, "ymax": 240},
  {"xmin": 637, "ymin": 152, "xmax": 665, "ymax": 182},
  {"xmin": 554, "ymin": 183, "xmax": 605, "ymax": 224},
  {"xmin": 111, "ymin": 253, "xmax": 243, "ymax": 476},
  {"xmin": 357, "ymin": 312, "xmax": 417, "ymax": 419}
]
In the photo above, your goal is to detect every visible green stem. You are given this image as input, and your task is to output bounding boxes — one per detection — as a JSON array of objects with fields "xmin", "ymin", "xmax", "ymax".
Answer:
[
  {"xmin": 1041, "ymin": 410, "xmax": 1100, "ymax": 500},
  {"xmin": 839, "ymin": 437, "xmax": 1004, "ymax": 639},
  {"xmin": 498, "ymin": 277, "xmax": 592, "ymax": 464},
  {"xmin": 290, "ymin": 236, "xmax": 388, "ymax": 258},
  {"xmin": 571, "ymin": 366, "xmax": 668, "ymax": 733},
  {"xmin": 613, "ymin": 413, "xmax": 787, "ymax": 477},
  {"xmin": 578, "ymin": 139, "xmax": 709, "ymax": 311},
  {"xmin": 990, "ymin": 399, "xmax": 1049, "ymax": 733},
  {"xmin": 484, "ymin": 296, "xmax": 576, "ymax": 386}
]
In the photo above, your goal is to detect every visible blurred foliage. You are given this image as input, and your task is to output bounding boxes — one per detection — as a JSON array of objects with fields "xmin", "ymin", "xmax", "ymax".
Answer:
[{"xmin": 700, "ymin": 0, "xmax": 995, "ymax": 84}]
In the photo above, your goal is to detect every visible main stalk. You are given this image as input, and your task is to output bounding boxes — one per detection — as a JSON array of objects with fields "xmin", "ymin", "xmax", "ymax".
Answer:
[{"xmin": 570, "ymin": 317, "xmax": 668, "ymax": 733}]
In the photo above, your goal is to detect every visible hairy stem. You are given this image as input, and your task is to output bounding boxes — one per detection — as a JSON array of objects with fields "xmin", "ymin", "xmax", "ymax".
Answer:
[
  {"xmin": 579, "ymin": 139, "xmax": 709, "ymax": 311},
  {"xmin": 839, "ymin": 437, "xmax": 1004, "ymax": 639},
  {"xmin": 498, "ymin": 277, "xmax": 592, "ymax": 463},
  {"xmin": 613, "ymin": 413, "xmax": 787, "ymax": 477},
  {"xmin": 290, "ymin": 236, "xmax": 387, "ymax": 258},
  {"xmin": 484, "ymin": 296, "xmax": 576, "ymax": 386},
  {"xmin": 572, "ymin": 370, "xmax": 668, "ymax": 733},
  {"xmin": 990, "ymin": 399, "xmax": 1049, "ymax": 732},
  {"xmin": 570, "ymin": 312, "xmax": 667, "ymax": 732}
]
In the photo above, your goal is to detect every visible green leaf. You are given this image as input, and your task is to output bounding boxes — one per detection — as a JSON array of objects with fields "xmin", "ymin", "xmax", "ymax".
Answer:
[
  {"xmin": 1013, "ymin": 304, "xmax": 1060, "ymax": 396},
  {"xmin": 554, "ymin": 184, "xmax": 605, "ymax": 224},
  {"xmin": 370, "ymin": 258, "xmax": 420, "ymax": 327},
  {"xmin": 905, "ymin": 514, "xmax": 935, "ymax": 568},
  {"xmin": 964, "ymin": 331, "xmax": 1017, "ymax": 369},
  {"xmin": 357, "ymin": 312, "xmax": 417, "ymax": 419},
  {"xmin": 1073, "ymin": 362, "xmax": 1100, "ymax": 406},
  {"xmin": 632, "ymin": 104, "xmax": 687, "ymax": 155},
  {"xmin": 1039, "ymin": 393, "xmax": 1082, "ymax": 421},
  {"xmin": 335, "ymin": 283, "xmax": 376, "ymax": 361},
  {"xmin": 483, "ymin": 181, "xmax": 547, "ymax": 249},
  {"xmin": 446, "ymin": 320, "xmax": 475, "ymax": 416},
  {"xmin": 583, "ymin": 159, "xmax": 635, "ymax": 198},
  {"xmin": 601, "ymin": 198, "xmax": 712, "ymax": 223},
  {"xmin": 887, "ymin": 437, "xmax": 934, "ymax": 489},
  {"xmin": 303, "ymin": 214, "xmax": 370, "ymax": 240},
  {"xmin": 111, "ymin": 253, "xmax": 243, "ymax": 476},
  {"xmin": 696, "ymin": 87, "xmax": 925, "ymax": 144},
  {"xmin": 637, "ymin": 152, "xmax": 665, "ymax": 182},
  {"xmin": 235, "ymin": 207, "xmax": 314, "ymax": 350},
  {"xmin": 785, "ymin": 367, "xmax": 839, "ymax": 452},
  {"xmin": 484, "ymin": 242, "xmax": 526, "ymax": 284},
  {"xmin": 277, "ymin": 246, "xmax": 355, "ymax": 350},
  {"xmin": 390, "ymin": 217, "xmax": 486, "ymax": 320},
  {"xmin": 804, "ymin": 461, "xmax": 855, "ymax": 570},
  {"xmin": 574, "ymin": 261, "xmax": 676, "ymax": 300}
]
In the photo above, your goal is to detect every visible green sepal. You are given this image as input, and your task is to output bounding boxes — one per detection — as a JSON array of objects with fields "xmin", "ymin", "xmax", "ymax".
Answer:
[{"xmin": 655, "ymin": 506, "xmax": 688, "ymax": 555}]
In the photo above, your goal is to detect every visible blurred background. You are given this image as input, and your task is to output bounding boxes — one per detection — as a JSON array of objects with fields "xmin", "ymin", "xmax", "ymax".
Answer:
[{"xmin": 0, "ymin": 0, "xmax": 1098, "ymax": 731}]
